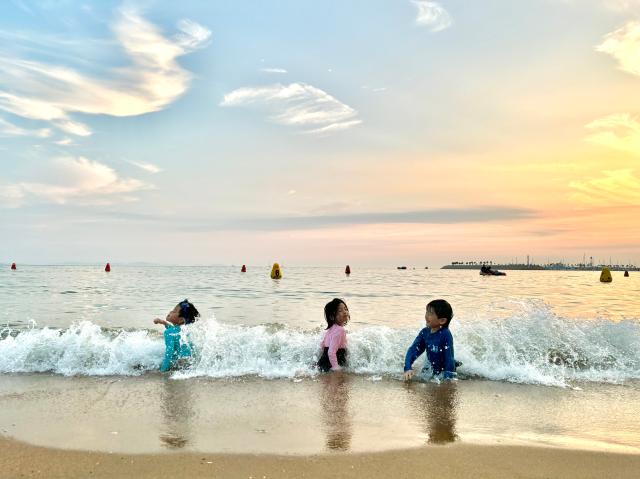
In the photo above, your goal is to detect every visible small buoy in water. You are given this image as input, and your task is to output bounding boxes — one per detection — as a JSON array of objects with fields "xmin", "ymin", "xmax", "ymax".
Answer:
[
  {"xmin": 241, "ymin": 265, "xmax": 247, "ymax": 273},
  {"xmin": 11, "ymin": 262, "xmax": 16, "ymax": 270},
  {"xmin": 270, "ymin": 262, "xmax": 282, "ymax": 279},
  {"xmin": 624, "ymin": 270, "xmax": 629, "ymax": 277},
  {"xmin": 599, "ymin": 267, "xmax": 612, "ymax": 283},
  {"xmin": 105, "ymin": 262, "xmax": 111, "ymax": 272},
  {"xmin": 345, "ymin": 265, "xmax": 351, "ymax": 275}
]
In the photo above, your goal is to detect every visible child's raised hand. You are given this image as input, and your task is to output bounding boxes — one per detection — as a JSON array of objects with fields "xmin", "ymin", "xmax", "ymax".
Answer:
[
  {"xmin": 153, "ymin": 318, "xmax": 163, "ymax": 325},
  {"xmin": 403, "ymin": 370, "xmax": 415, "ymax": 381}
]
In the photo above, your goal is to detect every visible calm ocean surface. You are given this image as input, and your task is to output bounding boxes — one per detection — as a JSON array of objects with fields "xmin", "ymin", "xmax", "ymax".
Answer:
[{"xmin": 1, "ymin": 265, "xmax": 639, "ymax": 387}]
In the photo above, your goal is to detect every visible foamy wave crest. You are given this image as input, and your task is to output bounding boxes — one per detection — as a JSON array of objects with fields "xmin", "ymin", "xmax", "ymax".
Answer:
[
  {"xmin": 455, "ymin": 301, "xmax": 640, "ymax": 387},
  {"xmin": 1, "ymin": 306, "xmax": 639, "ymax": 386},
  {"xmin": 0, "ymin": 321, "xmax": 163, "ymax": 376}
]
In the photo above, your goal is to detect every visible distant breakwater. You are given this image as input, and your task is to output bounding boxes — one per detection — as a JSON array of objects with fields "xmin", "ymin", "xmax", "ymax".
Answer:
[{"xmin": 441, "ymin": 264, "xmax": 639, "ymax": 271}]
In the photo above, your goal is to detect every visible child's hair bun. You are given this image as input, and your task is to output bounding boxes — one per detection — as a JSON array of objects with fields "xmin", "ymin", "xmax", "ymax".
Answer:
[{"xmin": 179, "ymin": 299, "xmax": 200, "ymax": 324}]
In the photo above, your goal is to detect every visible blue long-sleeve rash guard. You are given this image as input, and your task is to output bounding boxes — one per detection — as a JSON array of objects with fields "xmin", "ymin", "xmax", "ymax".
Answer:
[
  {"xmin": 160, "ymin": 325, "xmax": 194, "ymax": 372},
  {"xmin": 404, "ymin": 327, "xmax": 456, "ymax": 379}
]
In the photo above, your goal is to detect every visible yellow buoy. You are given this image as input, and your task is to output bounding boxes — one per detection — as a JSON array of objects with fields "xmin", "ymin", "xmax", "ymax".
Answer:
[
  {"xmin": 270, "ymin": 262, "xmax": 282, "ymax": 279},
  {"xmin": 599, "ymin": 267, "xmax": 612, "ymax": 283}
]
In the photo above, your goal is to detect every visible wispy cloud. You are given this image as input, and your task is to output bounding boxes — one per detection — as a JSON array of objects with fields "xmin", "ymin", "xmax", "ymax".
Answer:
[
  {"xmin": 1, "ymin": 156, "xmax": 153, "ymax": 207},
  {"xmin": 174, "ymin": 19, "xmax": 212, "ymax": 49},
  {"xmin": 411, "ymin": 1, "xmax": 452, "ymax": 32},
  {"xmin": 0, "ymin": 9, "xmax": 211, "ymax": 138},
  {"xmin": 179, "ymin": 206, "xmax": 535, "ymax": 232},
  {"xmin": 128, "ymin": 160, "xmax": 163, "ymax": 174},
  {"xmin": 261, "ymin": 67, "xmax": 287, "ymax": 74},
  {"xmin": 596, "ymin": 21, "xmax": 640, "ymax": 76},
  {"xmin": 220, "ymin": 82, "xmax": 361, "ymax": 134},
  {"xmin": 0, "ymin": 117, "xmax": 51, "ymax": 138},
  {"xmin": 569, "ymin": 169, "xmax": 640, "ymax": 206},
  {"xmin": 585, "ymin": 113, "xmax": 640, "ymax": 154}
]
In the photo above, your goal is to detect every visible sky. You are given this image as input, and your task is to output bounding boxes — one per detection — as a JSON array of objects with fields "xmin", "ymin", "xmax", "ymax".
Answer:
[{"xmin": 1, "ymin": 0, "xmax": 639, "ymax": 267}]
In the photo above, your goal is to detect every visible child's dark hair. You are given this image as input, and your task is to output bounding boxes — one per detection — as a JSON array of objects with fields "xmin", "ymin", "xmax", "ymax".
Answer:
[
  {"xmin": 427, "ymin": 299, "xmax": 453, "ymax": 328},
  {"xmin": 324, "ymin": 298, "xmax": 347, "ymax": 330},
  {"xmin": 178, "ymin": 299, "xmax": 200, "ymax": 325}
]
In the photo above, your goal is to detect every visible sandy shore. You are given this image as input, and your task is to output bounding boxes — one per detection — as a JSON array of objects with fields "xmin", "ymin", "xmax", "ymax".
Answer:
[
  {"xmin": 3, "ymin": 436, "xmax": 640, "ymax": 479},
  {"xmin": 2, "ymin": 374, "xmax": 639, "ymax": 477}
]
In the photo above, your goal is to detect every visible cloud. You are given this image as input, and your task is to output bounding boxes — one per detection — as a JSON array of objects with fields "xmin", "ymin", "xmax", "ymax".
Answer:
[
  {"xmin": 178, "ymin": 206, "xmax": 535, "ymax": 232},
  {"xmin": 174, "ymin": 19, "xmax": 212, "ymax": 49},
  {"xmin": 596, "ymin": 21, "xmax": 640, "ymax": 76},
  {"xmin": 569, "ymin": 169, "xmax": 640, "ymax": 205},
  {"xmin": 220, "ymin": 82, "xmax": 361, "ymax": 134},
  {"xmin": 54, "ymin": 137, "xmax": 74, "ymax": 146},
  {"xmin": 0, "ymin": 9, "xmax": 211, "ymax": 137},
  {"xmin": 261, "ymin": 68, "xmax": 287, "ymax": 74},
  {"xmin": 411, "ymin": 1, "xmax": 452, "ymax": 32},
  {"xmin": 128, "ymin": 160, "xmax": 163, "ymax": 174},
  {"xmin": 585, "ymin": 113, "xmax": 640, "ymax": 154},
  {"xmin": 1, "ymin": 156, "xmax": 153, "ymax": 207},
  {"xmin": 0, "ymin": 117, "xmax": 51, "ymax": 138}
]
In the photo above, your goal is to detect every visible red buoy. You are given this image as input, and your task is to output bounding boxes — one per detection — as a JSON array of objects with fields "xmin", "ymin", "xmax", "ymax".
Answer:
[
  {"xmin": 105, "ymin": 262, "xmax": 111, "ymax": 272},
  {"xmin": 11, "ymin": 262, "xmax": 17, "ymax": 270},
  {"xmin": 345, "ymin": 265, "xmax": 351, "ymax": 275},
  {"xmin": 241, "ymin": 265, "xmax": 247, "ymax": 273}
]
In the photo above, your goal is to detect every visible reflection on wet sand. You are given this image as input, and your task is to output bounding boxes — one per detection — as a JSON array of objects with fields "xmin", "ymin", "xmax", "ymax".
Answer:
[
  {"xmin": 319, "ymin": 372, "xmax": 353, "ymax": 451},
  {"xmin": 407, "ymin": 381, "xmax": 459, "ymax": 444},
  {"xmin": 159, "ymin": 377, "xmax": 195, "ymax": 449}
]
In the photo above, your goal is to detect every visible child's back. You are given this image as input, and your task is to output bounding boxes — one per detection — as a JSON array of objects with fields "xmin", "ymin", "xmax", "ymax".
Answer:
[
  {"xmin": 317, "ymin": 298, "xmax": 350, "ymax": 372},
  {"xmin": 161, "ymin": 324, "xmax": 194, "ymax": 372},
  {"xmin": 318, "ymin": 323, "xmax": 348, "ymax": 372}
]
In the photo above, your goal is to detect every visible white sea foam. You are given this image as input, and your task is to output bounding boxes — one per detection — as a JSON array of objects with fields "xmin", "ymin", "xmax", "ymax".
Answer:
[{"xmin": 1, "ymin": 306, "xmax": 639, "ymax": 387}]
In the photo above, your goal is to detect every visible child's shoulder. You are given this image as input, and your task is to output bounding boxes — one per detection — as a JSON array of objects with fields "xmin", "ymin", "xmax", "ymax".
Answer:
[{"xmin": 441, "ymin": 327, "xmax": 454, "ymax": 340}]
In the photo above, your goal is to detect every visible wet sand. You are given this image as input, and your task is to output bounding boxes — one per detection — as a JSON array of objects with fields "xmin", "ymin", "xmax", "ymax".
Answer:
[{"xmin": 1, "ymin": 374, "xmax": 639, "ymax": 477}]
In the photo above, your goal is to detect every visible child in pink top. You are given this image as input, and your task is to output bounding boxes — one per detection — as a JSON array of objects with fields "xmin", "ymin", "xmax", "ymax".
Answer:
[{"xmin": 317, "ymin": 298, "xmax": 349, "ymax": 372}]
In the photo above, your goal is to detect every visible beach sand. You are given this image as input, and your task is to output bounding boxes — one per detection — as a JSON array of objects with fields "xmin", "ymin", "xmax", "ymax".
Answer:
[
  {"xmin": 4, "ymin": 437, "xmax": 640, "ymax": 479},
  {"xmin": 1, "ymin": 374, "xmax": 639, "ymax": 477}
]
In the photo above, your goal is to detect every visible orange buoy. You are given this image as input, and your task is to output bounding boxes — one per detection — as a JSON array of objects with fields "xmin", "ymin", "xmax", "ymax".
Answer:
[
  {"xmin": 345, "ymin": 265, "xmax": 351, "ymax": 275},
  {"xmin": 105, "ymin": 262, "xmax": 111, "ymax": 272},
  {"xmin": 241, "ymin": 265, "xmax": 247, "ymax": 273},
  {"xmin": 11, "ymin": 262, "xmax": 17, "ymax": 270}
]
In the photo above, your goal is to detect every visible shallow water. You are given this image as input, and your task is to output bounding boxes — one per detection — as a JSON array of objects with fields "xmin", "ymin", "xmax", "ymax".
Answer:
[
  {"xmin": 0, "ymin": 375, "xmax": 638, "ymax": 454},
  {"xmin": 1, "ymin": 266, "xmax": 639, "ymax": 387},
  {"xmin": 2, "ymin": 265, "xmax": 639, "ymax": 330}
]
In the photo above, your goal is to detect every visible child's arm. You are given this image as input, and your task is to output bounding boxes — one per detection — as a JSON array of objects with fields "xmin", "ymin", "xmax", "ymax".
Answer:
[
  {"xmin": 154, "ymin": 318, "xmax": 170, "ymax": 328},
  {"xmin": 442, "ymin": 330, "xmax": 456, "ymax": 379},
  {"xmin": 403, "ymin": 331, "xmax": 426, "ymax": 380},
  {"xmin": 327, "ymin": 327, "xmax": 346, "ymax": 371}
]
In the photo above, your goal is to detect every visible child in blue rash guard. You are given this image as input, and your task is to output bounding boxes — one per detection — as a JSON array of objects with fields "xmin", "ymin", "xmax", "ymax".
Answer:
[
  {"xmin": 403, "ymin": 299, "xmax": 456, "ymax": 381},
  {"xmin": 153, "ymin": 299, "xmax": 200, "ymax": 372}
]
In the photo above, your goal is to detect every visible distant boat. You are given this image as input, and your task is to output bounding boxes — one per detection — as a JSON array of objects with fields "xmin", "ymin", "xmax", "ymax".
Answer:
[
  {"xmin": 480, "ymin": 265, "xmax": 506, "ymax": 276},
  {"xmin": 397, "ymin": 266, "xmax": 407, "ymax": 270}
]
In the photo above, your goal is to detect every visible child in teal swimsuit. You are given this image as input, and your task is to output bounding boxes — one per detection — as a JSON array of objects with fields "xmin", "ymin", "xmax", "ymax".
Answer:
[{"xmin": 153, "ymin": 299, "xmax": 200, "ymax": 372}]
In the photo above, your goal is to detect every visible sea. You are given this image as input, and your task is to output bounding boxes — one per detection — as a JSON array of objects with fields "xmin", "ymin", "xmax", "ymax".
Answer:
[{"xmin": 1, "ymin": 265, "xmax": 639, "ymax": 453}]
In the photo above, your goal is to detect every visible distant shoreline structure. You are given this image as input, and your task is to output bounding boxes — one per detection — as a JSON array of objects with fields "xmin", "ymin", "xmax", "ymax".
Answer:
[{"xmin": 442, "ymin": 262, "xmax": 639, "ymax": 272}]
